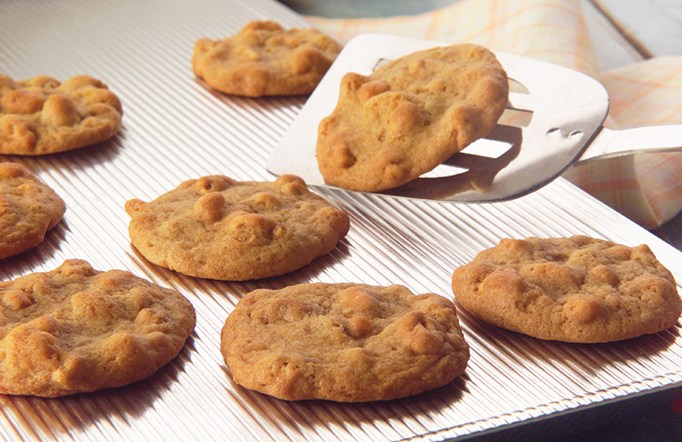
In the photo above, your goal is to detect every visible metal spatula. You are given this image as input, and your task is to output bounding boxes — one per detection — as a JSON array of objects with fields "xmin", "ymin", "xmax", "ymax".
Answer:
[{"xmin": 267, "ymin": 34, "xmax": 682, "ymax": 202}]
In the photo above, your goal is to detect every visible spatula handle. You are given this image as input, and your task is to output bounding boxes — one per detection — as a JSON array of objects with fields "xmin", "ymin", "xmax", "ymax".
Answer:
[{"xmin": 578, "ymin": 125, "xmax": 682, "ymax": 163}]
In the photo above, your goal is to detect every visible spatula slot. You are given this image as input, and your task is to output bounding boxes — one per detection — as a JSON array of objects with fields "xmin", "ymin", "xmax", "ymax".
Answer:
[
  {"xmin": 420, "ymin": 164, "xmax": 469, "ymax": 178},
  {"xmin": 545, "ymin": 128, "xmax": 585, "ymax": 141},
  {"xmin": 384, "ymin": 124, "xmax": 522, "ymax": 199},
  {"xmin": 373, "ymin": 58, "xmax": 391, "ymax": 70},
  {"xmin": 499, "ymin": 108, "xmax": 532, "ymax": 127},
  {"xmin": 569, "ymin": 130, "xmax": 584, "ymax": 140},
  {"xmin": 508, "ymin": 78, "xmax": 529, "ymax": 94},
  {"xmin": 460, "ymin": 138, "xmax": 514, "ymax": 159}
]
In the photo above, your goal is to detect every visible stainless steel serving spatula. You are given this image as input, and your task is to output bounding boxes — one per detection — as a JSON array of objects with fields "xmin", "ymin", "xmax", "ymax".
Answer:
[{"xmin": 267, "ymin": 34, "xmax": 682, "ymax": 202}]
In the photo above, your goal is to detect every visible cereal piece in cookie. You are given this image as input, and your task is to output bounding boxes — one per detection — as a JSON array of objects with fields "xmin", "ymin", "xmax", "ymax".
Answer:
[
  {"xmin": 125, "ymin": 174, "xmax": 350, "ymax": 281},
  {"xmin": 221, "ymin": 282, "xmax": 469, "ymax": 402},
  {"xmin": 0, "ymin": 162, "xmax": 65, "ymax": 259},
  {"xmin": 0, "ymin": 259, "xmax": 196, "ymax": 397},
  {"xmin": 0, "ymin": 74, "xmax": 122, "ymax": 155},
  {"xmin": 451, "ymin": 235, "xmax": 682, "ymax": 343},
  {"xmin": 192, "ymin": 20, "xmax": 342, "ymax": 97},
  {"xmin": 317, "ymin": 43, "xmax": 509, "ymax": 192}
]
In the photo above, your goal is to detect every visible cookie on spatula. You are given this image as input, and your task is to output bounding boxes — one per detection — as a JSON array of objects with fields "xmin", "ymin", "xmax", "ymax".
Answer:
[{"xmin": 317, "ymin": 43, "xmax": 508, "ymax": 192}]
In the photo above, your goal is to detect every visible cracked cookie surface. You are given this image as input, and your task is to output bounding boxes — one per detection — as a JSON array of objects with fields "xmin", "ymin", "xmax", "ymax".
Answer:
[
  {"xmin": 192, "ymin": 20, "xmax": 341, "ymax": 97},
  {"xmin": 452, "ymin": 235, "xmax": 681, "ymax": 343},
  {"xmin": 221, "ymin": 282, "xmax": 469, "ymax": 402},
  {"xmin": 0, "ymin": 162, "xmax": 65, "ymax": 259},
  {"xmin": 125, "ymin": 174, "xmax": 350, "ymax": 280},
  {"xmin": 0, "ymin": 74, "xmax": 122, "ymax": 155},
  {"xmin": 0, "ymin": 259, "xmax": 196, "ymax": 397},
  {"xmin": 317, "ymin": 43, "xmax": 508, "ymax": 192}
]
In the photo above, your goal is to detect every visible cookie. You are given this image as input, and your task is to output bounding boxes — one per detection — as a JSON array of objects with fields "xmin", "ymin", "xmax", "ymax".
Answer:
[
  {"xmin": 192, "ymin": 20, "xmax": 342, "ymax": 97},
  {"xmin": 0, "ymin": 259, "xmax": 196, "ymax": 397},
  {"xmin": 221, "ymin": 282, "xmax": 469, "ymax": 402},
  {"xmin": 0, "ymin": 162, "xmax": 65, "ymax": 259},
  {"xmin": 0, "ymin": 74, "xmax": 122, "ymax": 155},
  {"xmin": 125, "ymin": 174, "xmax": 350, "ymax": 281},
  {"xmin": 452, "ymin": 235, "xmax": 682, "ymax": 343},
  {"xmin": 317, "ymin": 43, "xmax": 509, "ymax": 192}
]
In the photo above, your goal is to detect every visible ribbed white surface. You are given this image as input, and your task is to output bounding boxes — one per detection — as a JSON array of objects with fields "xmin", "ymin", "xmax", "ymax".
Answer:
[{"xmin": 1, "ymin": 1, "xmax": 681, "ymax": 440}]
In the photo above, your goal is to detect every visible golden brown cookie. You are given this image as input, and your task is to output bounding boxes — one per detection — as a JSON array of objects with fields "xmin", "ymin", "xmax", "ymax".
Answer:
[
  {"xmin": 452, "ymin": 235, "xmax": 682, "ymax": 343},
  {"xmin": 125, "ymin": 174, "xmax": 350, "ymax": 281},
  {"xmin": 221, "ymin": 282, "xmax": 469, "ymax": 402},
  {"xmin": 0, "ymin": 259, "xmax": 196, "ymax": 397},
  {"xmin": 0, "ymin": 162, "xmax": 65, "ymax": 259},
  {"xmin": 0, "ymin": 74, "xmax": 122, "ymax": 155},
  {"xmin": 317, "ymin": 43, "xmax": 509, "ymax": 192},
  {"xmin": 192, "ymin": 20, "xmax": 342, "ymax": 97}
]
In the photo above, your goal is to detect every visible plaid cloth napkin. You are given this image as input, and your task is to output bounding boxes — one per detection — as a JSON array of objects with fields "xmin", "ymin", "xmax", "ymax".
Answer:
[{"xmin": 304, "ymin": 0, "xmax": 682, "ymax": 229}]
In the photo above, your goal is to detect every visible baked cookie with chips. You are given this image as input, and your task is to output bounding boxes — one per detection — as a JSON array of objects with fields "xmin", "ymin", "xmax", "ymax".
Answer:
[
  {"xmin": 221, "ymin": 282, "xmax": 469, "ymax": 402},
  {"xmin": 192, "ymin": 20, "xmax": 342, "ymax": 97},
  {"xmin": 452, "ymin": 235, "xmax": 682, "ymax": 343},
  {"xmin": 125, "ymin": 174, "xmax": 350, "ymax": 280},
  {"xmin": 0, "ymin": 162, "xmax": 65, "ymax": 259},
  {"xmin": 0, "ymin": 74, "xmax": 122, "ymax": 155},
  {"xmin": 0, "ymin": 259, "xmax": 196, "ymax": 397},
  {"xmin": 317, "ymin": 43, "xmax": 508, "ymax": 192}
]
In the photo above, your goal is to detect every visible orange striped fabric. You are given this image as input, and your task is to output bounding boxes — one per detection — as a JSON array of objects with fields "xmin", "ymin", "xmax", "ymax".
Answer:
[
  {"xmin": 305, "ymin": 0, "xmax": 682, "ymax": 228},
  {"xmin": 578, "ymin": 57, "xmax": 682, "ymax": 228}
]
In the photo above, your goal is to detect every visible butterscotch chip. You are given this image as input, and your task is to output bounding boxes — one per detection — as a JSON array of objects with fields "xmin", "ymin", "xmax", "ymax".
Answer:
[
  {"xmin": 0, "ymin": 162, "xmax": 65, "ymax": 259},
  {"xmin": 125, "ymin": 174, "xmax": 350, "ymax": 281},
  {"xmin": 192, "ymin": 20, "xmax": 342, "ymax": 97},
  {"xmin": 0, "ymin": 74, "xmax": 122, "ymax": 155},
  {"xmin": 317, "ymin": 43, "xmax": 509, "ymax": 192},
  {"xmin": 0, "ymin": 259, "xmax": 196, "ymax": 397},
  {"xmin": 221, "ymin": 283, "xmax": 469, "ymax": 402},
  {"xmin": 452, "ymin": 235, "xmax": 682, "ymax": 343}
]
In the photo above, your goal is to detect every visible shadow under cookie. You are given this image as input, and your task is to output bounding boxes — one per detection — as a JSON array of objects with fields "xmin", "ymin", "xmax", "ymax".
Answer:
[
  {"xmin": 0, "ymin": 220, "xmax": 68, "ymax": 273},
  {"xmin": 0, "ymin": 340, "xmax": 193, "ymax": 438},
  {"xmin": 218, "ymin": 362, "xmax": 468, "ymax": 435}
]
